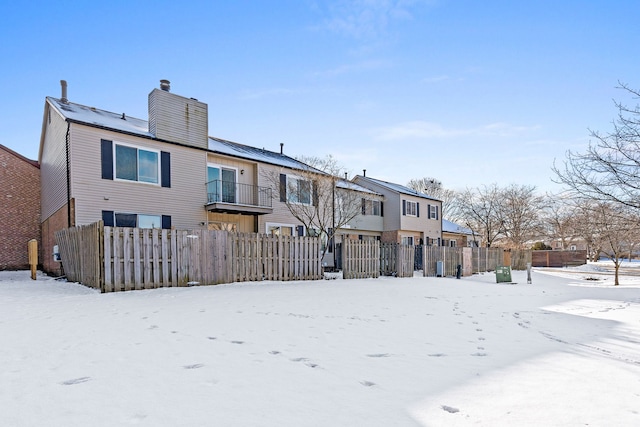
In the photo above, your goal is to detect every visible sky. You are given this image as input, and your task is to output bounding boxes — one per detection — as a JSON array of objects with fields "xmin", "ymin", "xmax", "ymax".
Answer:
[
  {"xmin": 2, "ymin": 265, "xmax": 640, "ymax": 425},
  {"xmin": 2, "ymin": 0, "xmax": 640, "ymax": 193}
]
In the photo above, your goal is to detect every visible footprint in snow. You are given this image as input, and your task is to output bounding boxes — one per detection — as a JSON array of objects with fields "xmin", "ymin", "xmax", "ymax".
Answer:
[
  {"xmin": 471, "ymin": 352, "xmax": 487, "ymax": 357},
  {"xmin": 230, "ymin": 340, "xmax": 244, "ymax": 344},
  {"xmin": 442, "ymin": 405, "xmax": 460, "ymax": 413},
  {"xmin": 428, "ymin": 353, "xmax": 446, "ymax": 357},
  {"xmin": 269, "ymin": 350, "xmax": 281, "ymax": 355},
  {"xmin": 360, "ymin": 380, "xmax": 376, "ymax": 387},
  {"xmin": 60, "ymin": 377, "xmax": 91, "ymax": 385},
  {"xmin": 366, "ymin": 353, "xmax": 391, "ymax": 358},
  {"xmin": 183, "ymin": 364, "xmax": 204, "ymax": 369}
]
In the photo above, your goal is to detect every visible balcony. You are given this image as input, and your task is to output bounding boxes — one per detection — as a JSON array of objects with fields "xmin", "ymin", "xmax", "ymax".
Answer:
[{"xmin": 205, "ymin": 180, "xmax": 273, "ymax": 215}]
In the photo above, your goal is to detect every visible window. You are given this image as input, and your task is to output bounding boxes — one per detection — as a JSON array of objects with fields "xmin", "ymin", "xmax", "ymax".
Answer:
[
  {"xmin": 101, "ymin": 140, "xmax": 170, "ymax": 187},
  {"xmin": 405, "ymin": 200, "xmax": 417, "ymax": 216},
  {"xmin": 361, "ymin": 199, "xmax": 382, "ymax": 216},
  {"xmin": 102, "ymin": 210, "xmax": 169, "ymax": 229},
  {"xmin": 267, "ymin": 223, "xmax": 294, "ymax": 236},
  {"xmin": 429, "ymin": 204, "xmax": 439, "ymax": 220},
  {"xmin": 138, "ymin": 215, "xmax": 162, "ymax": 229},
  {"xmin": 207, "ymin": 165, "xmax": 237, "ymax": 203},
  {"xmin": 288, "ymin": 177, "xmax": 311, "ymax": 204},
  {"xmin": 402, "ymin": 236, "xmax": 414, "ymax": 245},
  {"xmin": 280, "ymin": 174, "xmax": 313, "ymax": 205},
  {"xmin": 115, "ymin": 144, "xmax": 159, "ymax": 184}
]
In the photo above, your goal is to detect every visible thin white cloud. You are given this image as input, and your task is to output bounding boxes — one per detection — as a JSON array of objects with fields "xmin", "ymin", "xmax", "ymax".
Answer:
[
  {"xmin": 312, "ymin": 59, "xmax": 390, "ymax": 77},
  {"xmin": 314, "ymin": 0, "xmax": 432, "ymax": 39},
  {"xmin": 374, "ymin": 120, "xmax": 540, "ymax": 140},
  {"xmin": 421, "ymin": 75, "xmax": 451, "ymax": 83}
]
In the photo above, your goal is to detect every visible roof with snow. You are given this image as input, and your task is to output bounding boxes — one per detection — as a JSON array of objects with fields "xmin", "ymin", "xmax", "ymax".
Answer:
[
  {"xmin": 336, "ymin": 179, "xmax": 382, "ymax": 196},
  {"xmin": 442, "ymin": 219, "xmax": 473, "ymax": 235},
  {"xmin": 47, "ymin": 97, "xmax": 152, "ymax": 138},
  {"xmin": 354, "ymin": 175, "xmax": 441, "ymax": 201},
  {"xmin": 46, "ymin": 97, "xmax": 322, "ymax": 173},
  {"xmin": 207, "ymin": 137, "xmax": 326, "ymax": 173}
]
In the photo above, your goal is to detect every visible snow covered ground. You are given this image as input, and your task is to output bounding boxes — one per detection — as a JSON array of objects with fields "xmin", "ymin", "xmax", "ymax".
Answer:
[{"xmin": 1, "ymin": 264, "xmax": 639, "ymax": 426}]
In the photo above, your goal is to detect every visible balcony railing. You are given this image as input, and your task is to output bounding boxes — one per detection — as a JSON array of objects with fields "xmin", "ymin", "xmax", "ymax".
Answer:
[{"xmin": 206, "ymin": 180, "xmax": 273, "ymax": 209}]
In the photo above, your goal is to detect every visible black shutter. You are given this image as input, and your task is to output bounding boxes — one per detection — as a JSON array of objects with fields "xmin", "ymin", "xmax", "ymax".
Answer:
[
  {"xmin": 101, "ymin": 139, "xmax": 113, "ymax": 180},
  {"xmin": 161, "ymin": 151, "xmax": 171, "ymax": 188},
  {"xmin": 161, "ymin": 215, "xmax": 172, "ymax": 230},
  {"xmin": 361, "ymin": 198, "xmax": 366, "ymax": 215},
  {"xmin": 435, "ymin": 206, "xmax": 439, "ymax": 220},
  {"xmin": 427, "ymin": 204, "xmax": 432, "ymax": 219},
  {"xmin": 380, "ymin": 202, "xmax": 384, "ymax": 217},
  {"xmin": 402, "ymin": 200, "xmax": 406, "ymax": 216},
  {"xmin": 417, "ymin": 202, "xmax": 420, "ymax": 217},
  {"xmin": 102, "ymin": 210, "xmax": 114, "ymax": 227},
  {"xmin": 279, "ymin": 174, "xmax": 287, "ymax": 202},
  {"xmin": 312, "ymin": 180, "xmax": 318, "ymax": 206},
  {"xmin": 296, "ymin": 225, "xmax": 304, "ymax": 236}
]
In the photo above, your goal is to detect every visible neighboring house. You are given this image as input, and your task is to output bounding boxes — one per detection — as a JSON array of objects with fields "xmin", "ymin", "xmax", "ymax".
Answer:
[
  {"xmin": 0, "ymin": 144, "xmax": 41, "ymax": 270},
  {"xmin": 442, "ymin": 219, "xmax": 476, "ymax": 247},
  {"xmin": 352, "ymin": 175, "xmax": 442, "ymax": 245},
  {"xmin": 323, "ymin": 180, "xmax": 385, "ymax": 268},
  {"xmin": 38, "ymin": 80, "xmax": 324, "ymax": 275},
  {"xmin": 548, "ymin": 237, "xmax": 588, "ymax": 251}
]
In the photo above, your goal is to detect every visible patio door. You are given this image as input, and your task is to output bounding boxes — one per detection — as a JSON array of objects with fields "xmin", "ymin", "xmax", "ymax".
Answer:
[{"xmin": 207, "ymin": 165, "xmax": 237, "ymax": 203}]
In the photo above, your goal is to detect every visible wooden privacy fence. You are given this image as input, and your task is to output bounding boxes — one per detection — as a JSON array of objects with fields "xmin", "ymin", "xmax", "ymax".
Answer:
[
  {"xmin": 55, "ymin": 222, "xmax": 102, "ymax": 288},
  {"xmin": 423, "ymin": 246, "xmax": 465, "ymax": 277},
  {"xmin": 531, "ymin": 250, "xmax": 587, "ymax": 267},
  {"xmin": 380, "ymin": 243, "xmax": 415, "ymax": 277},
  {"xmin": 341, "ymin": 242, "xmax": 414, "ymax": 279},
  {"xmin": 342, "ymin": 240, "xmax": 380, "ymax": 279},
  {"xmin": 56, "ymin": 222, "xmax": 322, "ymax": 292}
]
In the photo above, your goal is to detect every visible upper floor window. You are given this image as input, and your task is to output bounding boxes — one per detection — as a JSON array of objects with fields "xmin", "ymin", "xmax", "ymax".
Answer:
[
  {"xmin": 280, "ymin": 174, "xmax": 313, "ymax": 205},
  {"xmin": 101, "ymin": 139, "xmax": 171, "ymax": 188},
  {"xmin": 115, "ymin": 144, "xmax": 159, "ymax": 184},
  {"xmin": 361, "ymin": 199, "xmax": 382, "ymax": 216},
  {"xmin": 429, "ymin": 204, "xmax": 439, "ymax": 219},
  {"xmin": 405, "ymin": 200, "xmax": 417, "ymax": 216}
]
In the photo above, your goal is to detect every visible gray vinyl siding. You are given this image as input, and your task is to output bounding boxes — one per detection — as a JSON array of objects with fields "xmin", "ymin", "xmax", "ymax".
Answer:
[
  {"xmin": 148, "ymin": 89, "xmax": 208, "ymax": 149},
  {"xmin": 40, "ymin": 103, "xmax": 70, "ymax": 221},
  {"xmin": 256, "ymin": 164, "xmax": 307, "ymax": 233},
  {"xmin": 352, "ymin": 176, "xmax": 442, "ymax": 241},
  {"xmin": 69, "ymin": 125, "xmax": 208, "ymax": 228}
]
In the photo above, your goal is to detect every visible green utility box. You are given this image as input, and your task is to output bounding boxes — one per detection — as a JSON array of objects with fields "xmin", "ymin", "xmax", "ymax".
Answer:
[{"xmin": 495, "ymin": 266, "xmax": 512, "ymax": 283}]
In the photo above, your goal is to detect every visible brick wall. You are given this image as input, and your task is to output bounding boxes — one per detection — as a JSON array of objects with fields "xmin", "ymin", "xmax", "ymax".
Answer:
[
  {"xmin": 41, "ymin": 201, "xmax": 74, "ymax": 276},
  {"xmin": 381, "ymin": 230, "xmax": 399, "ymax": 244},
  {"xmin": 0, "ymin": 145, "xmax": 41, "ymax": 270}
]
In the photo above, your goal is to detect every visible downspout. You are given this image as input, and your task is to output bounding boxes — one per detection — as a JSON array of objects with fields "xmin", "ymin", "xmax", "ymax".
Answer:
[{"xmin": 65, "ymin": 120, "xmax": 71, "ymax": 227}]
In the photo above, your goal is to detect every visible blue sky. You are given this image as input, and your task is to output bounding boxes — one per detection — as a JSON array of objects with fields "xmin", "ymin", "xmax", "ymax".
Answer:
[{"xmin": 2, "ymin": 0, "xmax": 639, "ymax": 193}]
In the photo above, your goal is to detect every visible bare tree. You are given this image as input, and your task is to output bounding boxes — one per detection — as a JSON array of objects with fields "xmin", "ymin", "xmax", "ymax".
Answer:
[
  {"xmin": 498, "ymin": 184, "xmax": 545, "ymax": 249},
  {"xmin": 406, "ymin": 177, "xmax": 458, "ymax": 219},
  {"xmin": 455, "ymin": 184, "xmax": 504, "ymax": 247},
  {"xmin": 587, "ymin": 202, "xmax": 639, "ymax": 285},
  {"xmin": 553, "ymin": 82, "xmax": 640, "ymax": 210},
  {"xmin": 540, "ymin": 193, "xmax": 579, "ymax": 250},
  {"xmin": 262, "ymin": 155, "xmax": 362, "ymax": 260}
]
